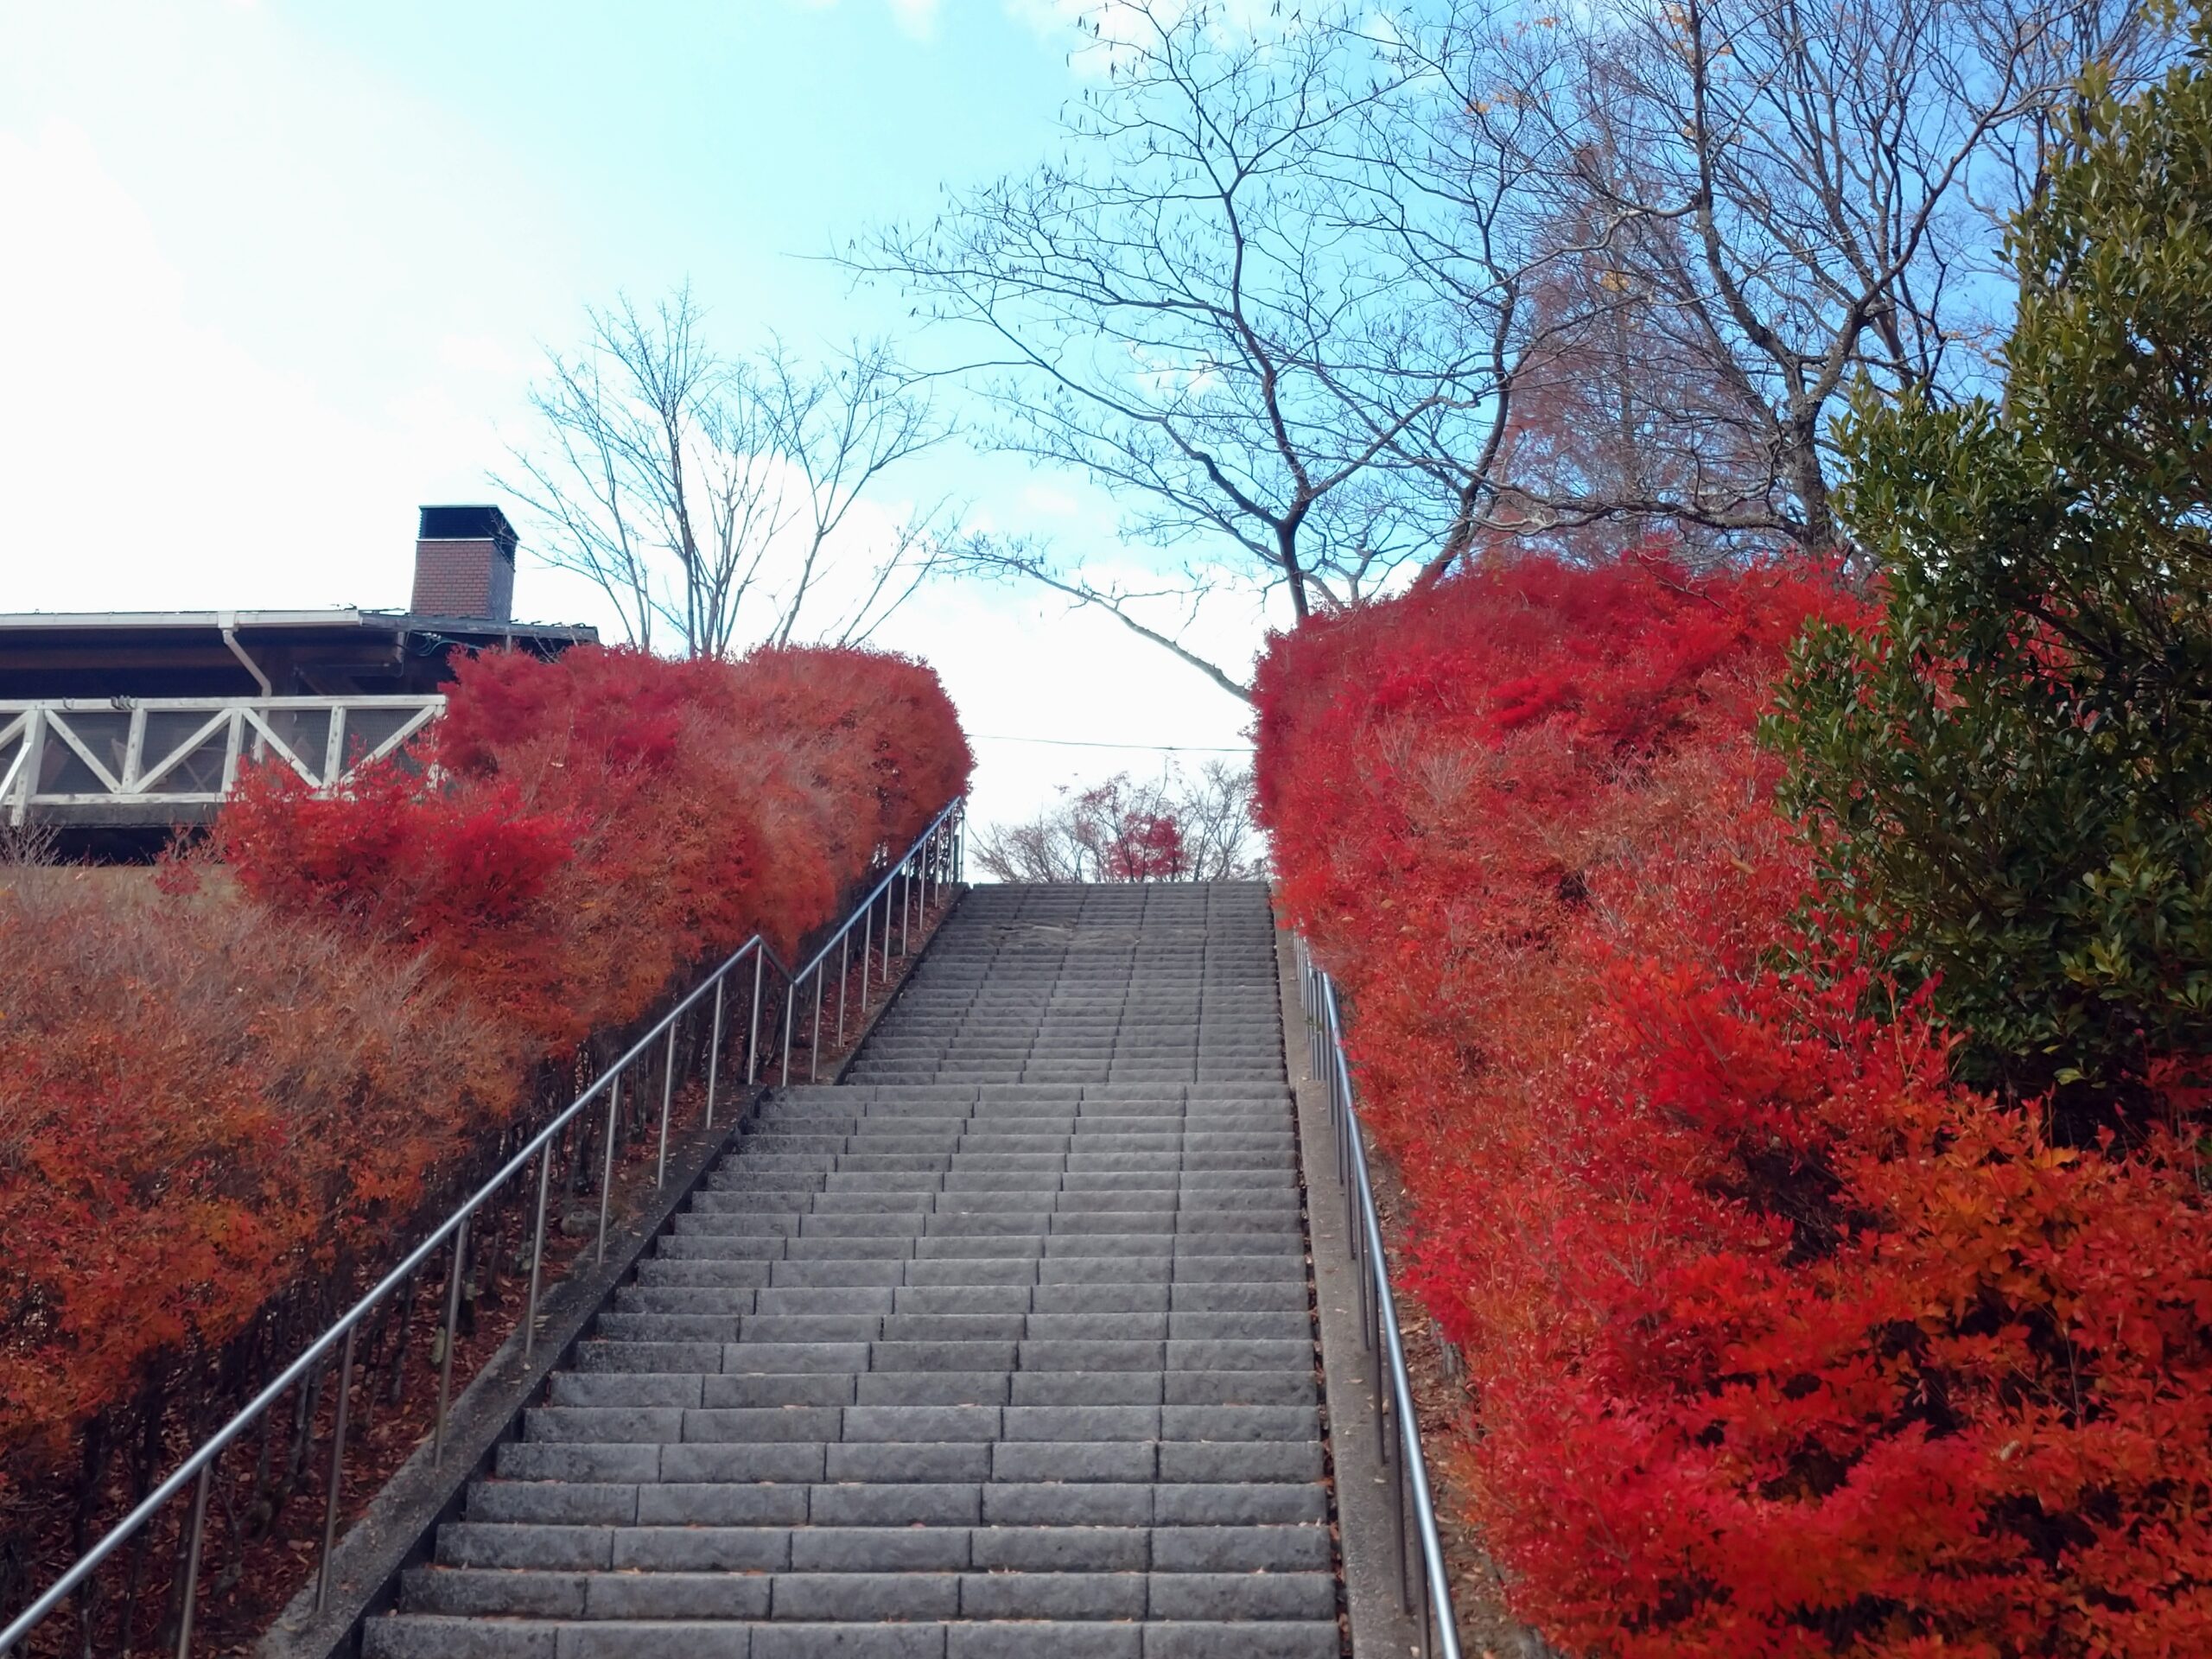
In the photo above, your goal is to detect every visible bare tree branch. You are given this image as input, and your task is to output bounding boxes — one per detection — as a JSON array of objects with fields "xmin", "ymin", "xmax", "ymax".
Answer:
[
  {"xmin": 1395, "ymin": 0, "xmax": 2179, "ymax": 556},
  {"xmin": 944, "ymin": 532, "xmax": 1258, "ymax": 703},
  {"xmin": 849, "ymin": 0, "xmax": 1548, "ymax": 689},
  {"xmin": 495, "ymin": 291, "xmax": 957, "ymax": 657}
]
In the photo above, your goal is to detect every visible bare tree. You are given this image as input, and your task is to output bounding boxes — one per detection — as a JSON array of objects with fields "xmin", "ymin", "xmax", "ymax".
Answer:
[
  {"xmin": 1475, "ymin": 199, "xmax": 1778, "ymax": 564},
  {"xmin": 862, "ymin": 0, "xmax": 2160, "ymax": 692},
  {"xmin": 497, "ymin": 288, "xmax": 955, "ymax": 657},
  {"xmin": 858, "ymin": 1, "xmax": 1550, "ymax": 700},
  {"xmin": 1388, "ymin": 0, "xmax": 2177, "ymax": 556},
  {"xmin": 974, "ymin": 762, "xmax": 1263, "ymax": 883},
  {"xmin": 743, "ymin": 338, "xmax": 956, "ymax": 649}
]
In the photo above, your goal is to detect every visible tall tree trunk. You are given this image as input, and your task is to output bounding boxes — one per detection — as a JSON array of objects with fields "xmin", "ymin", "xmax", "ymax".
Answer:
[{"xmin": 1786, "ymin": 421, "xmax": 1839, "ymax": 555}]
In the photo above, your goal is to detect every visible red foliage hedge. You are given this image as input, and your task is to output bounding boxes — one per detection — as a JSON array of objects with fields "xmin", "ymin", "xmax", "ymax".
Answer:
[
  {"xmin": 220, "ymin": 645, "xmax": 971, "ymax": 1057},
  {"xmin": 1255, "ymin": 555, "xmax": 2212, "ymax": 1656},
  {"xmin": 0, "ymin": 644, "xmax": 968, "ymax": 1511}
]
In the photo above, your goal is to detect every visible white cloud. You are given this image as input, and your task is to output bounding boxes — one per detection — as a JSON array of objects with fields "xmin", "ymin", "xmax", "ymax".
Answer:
[
  {"xmin": 437, "ymin": 333, "xmax": 535, "ymax": 380},
  {"xmin": 787, "ymin": 0, "xmax": 944, "ymax": 39},
  {"xmin": 868, "ymin": 568, "xmax": 1258, "ymax": 831},
  {"xmin": 888, "ymin": 0, "xmax": 944, "ymax": 37},
  {"xmin": 0, "ymin": 122, "xmax": 445, "ymax": 611},
  {"xmin": 1003, "ymin": 0, "xmax": 1088, "ymax": 35},
  {"xmin": 1019, "ymin": 482, "xmax": 1084, "ymax": 518}
]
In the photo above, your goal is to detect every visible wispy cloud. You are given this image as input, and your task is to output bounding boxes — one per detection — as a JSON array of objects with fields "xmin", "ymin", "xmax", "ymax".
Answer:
[
  {"xmin": 1003, "ymin": 1, "xmax": 1282, "ymax": 73},
  {"xmin": 887, "ymin": 0, "xmax": 943, "ymax": 37},
  {"xmin": 792, "ymin": 0, "xmax": 943, "ymax": 41},
  {"xmin": 1003, "ymin": 0, "xmax": 1087, "ymax": 35}
]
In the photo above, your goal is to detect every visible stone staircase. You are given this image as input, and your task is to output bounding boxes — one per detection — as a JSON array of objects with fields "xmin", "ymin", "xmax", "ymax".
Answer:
[{"xmin": 363, "ymin": 880, "xmax": 1336, "ymax": 1659}]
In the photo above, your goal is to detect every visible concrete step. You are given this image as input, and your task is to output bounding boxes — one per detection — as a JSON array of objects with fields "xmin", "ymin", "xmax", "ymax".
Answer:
[
  {"xmin": 389, "ymin": 1573, "xmax": 1334, "ymax": 1626},
  {"xmin": 519, "ymin": 1402, "xmax": 1322, "ymax": 1445},
  {"xmin": 634, "ymin": 1234, "xmax": 1305, "ymax": 1268},
  {"xmin": 687, "ymin": 1189, "xmax": 1300, "ymax": 1217},
  {"xmin": 467, "ymin": 1478, "xmax": 1327, "ymax": 1526},
  {"xmin": 427, "ymin": 1521, "xmax": 1328, "ymax": 1575},
  {"xmin": 493, "ymin": 1436, "xmax": 1327, "ymax": 1485},
  {"xmin": 365, "ymin": 1614, "xmax": 1338, "ymax": 1658},
  {"xmin": 624, "ymin": 1274, "xmax": 1306, "ymax": 1311},
  {"xmin": 543, "ymin": 1370, "xmax": 1315, "ymax": 1408}
]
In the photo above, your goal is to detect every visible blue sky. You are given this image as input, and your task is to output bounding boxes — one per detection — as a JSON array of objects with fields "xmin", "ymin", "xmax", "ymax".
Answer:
[{"xmin": 0, "ymin": 0, "xmax": 1262, "ymax": 826}]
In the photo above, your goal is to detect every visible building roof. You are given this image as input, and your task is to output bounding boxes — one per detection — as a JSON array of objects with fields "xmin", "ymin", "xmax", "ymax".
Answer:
[
  {"xmin": 0, "ymin": 607, "xmax": 600, "ymax": 700},
  {"xmin": 0, "ymin": 607, "xmax": 591, "ymax": 632}
]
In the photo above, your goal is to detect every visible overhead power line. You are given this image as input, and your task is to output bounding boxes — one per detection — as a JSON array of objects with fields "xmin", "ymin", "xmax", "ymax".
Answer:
[{"xmin": 969, "ymin": 732, "xmax": 1252, "ymax": 754}]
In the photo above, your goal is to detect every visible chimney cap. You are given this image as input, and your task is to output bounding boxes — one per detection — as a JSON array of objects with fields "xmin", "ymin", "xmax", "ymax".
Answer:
[{"xmin": 416, "ymin": 504, "xmax": 518, "ymax": 561}]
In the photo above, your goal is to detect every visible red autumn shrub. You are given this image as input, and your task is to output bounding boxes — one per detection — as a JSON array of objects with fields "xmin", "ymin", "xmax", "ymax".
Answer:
[
  {"xmin": 718, "ymin": 645, "xmax": 978, "ymax": 861},
  {"xmin": 1255, "ymin": 552, "xmax": 2212, "ymax": 1656},
  {"xmin": 0, "ymin": 642, "xmax": 968, "ymax": 1534},
  {"xmin": 0, "ymin": 868, "xmax": 518, "ymax": 1496},
  {"xmin": 219, "ymin": 644, "xmax": 973, "ymax": 1054}
]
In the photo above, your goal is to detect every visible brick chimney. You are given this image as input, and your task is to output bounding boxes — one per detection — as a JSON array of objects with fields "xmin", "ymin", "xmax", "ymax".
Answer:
[{"xmin": 410, "ymin": 505, "xmax": 518, "ymax": 620}]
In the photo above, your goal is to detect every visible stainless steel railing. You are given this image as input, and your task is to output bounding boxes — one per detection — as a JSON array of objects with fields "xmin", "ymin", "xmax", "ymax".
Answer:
[
  {"xmin": 1294, "ymin": 935, "xmax": 1462, "ymax": 1659},
  {"xmin": 779, "ymin": 792, "xmax": 964, "ymax": 1085},
  {"xmin": 0, "ymin": 796, "xmax": 966, "ymax": 1657}
]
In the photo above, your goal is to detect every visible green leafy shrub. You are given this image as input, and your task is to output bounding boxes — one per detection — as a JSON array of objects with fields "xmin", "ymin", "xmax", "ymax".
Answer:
[{"xmin": 1771, "ymin": 19, "xmax": 2212, "ymax": 1116}]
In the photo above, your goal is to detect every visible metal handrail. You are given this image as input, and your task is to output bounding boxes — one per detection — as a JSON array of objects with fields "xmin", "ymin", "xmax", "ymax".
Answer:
[
  {"xmin": 777, "ymin": 796, "xmax": 965, "ymax": 1085},
  {"xmin": 1295, "ymin": 935, "xmax": 1462, "ymax": 1659},
  {"xmin": 0, "ymin": 794, "xmax": 967, "ymax": 1657}
]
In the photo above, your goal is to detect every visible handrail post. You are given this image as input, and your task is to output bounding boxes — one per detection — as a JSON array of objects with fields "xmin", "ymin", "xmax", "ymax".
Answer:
[
  {"xmin": 837, "ymin": 931, "xmax": 850, "ymax": 1047},
  {"xmin": 861, "ymin": 900, "xmax": 874, "ymax": 1005},
  {"xmin": 747, "ymin": 950, "xmax": 765, "ymax": 1084},
  {"xmin": 315, "ymin": 1322, "xmax": 358, "ymax": 1613},
  {"xmin": 809, "ymin": 966, "xmax": 824, "ymax": 1084},
  {"xmin": 780, "ymin": 974, "xmax": 796, "ymax": 1087},
  {"xmin": 1396, "ymin": 1437, "xmax": 1414, "ymax": 1611},
  {"xmin": 524, "ymin": 1144, "xmax": 551, "ymax": 1359},
  {"xmin": 705, "ymin": 976, "xmax": 726, "ymax": 1128},
  {"xmin": 597, "ymin": 1074, "xmax": 620, "ymax": 1264},
  {"xmin": 174, "ymin": 1461, "xmax": 212, "ymax": 1659},
  {"xmin": 432, "ymin": 1214, "xmax": 468, "ymax": 1468},
  {"xmin": 656, "ymin": 1020, "xmax": 677, "ymax": 1186}
]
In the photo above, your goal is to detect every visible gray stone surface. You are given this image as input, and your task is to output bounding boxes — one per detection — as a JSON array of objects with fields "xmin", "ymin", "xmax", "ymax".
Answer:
[{"xmin": 362, "ymin": 882, "xmax": 1340, "ymax": 1657}]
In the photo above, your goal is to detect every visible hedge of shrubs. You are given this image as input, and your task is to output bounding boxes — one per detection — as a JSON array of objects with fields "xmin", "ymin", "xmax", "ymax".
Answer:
[
  {"xmin": 1255, "ymin": 554, "xmax": 2212, "ymax": 1654},
  {"xmin": 0, "ymin": 644, "xmax": 969, "ymax": 1542}
]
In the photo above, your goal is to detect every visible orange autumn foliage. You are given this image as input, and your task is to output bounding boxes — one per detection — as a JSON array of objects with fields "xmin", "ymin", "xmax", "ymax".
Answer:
[{"xmin": 0, "ymin": 871, "xmax": 512, "ymax": 1495}]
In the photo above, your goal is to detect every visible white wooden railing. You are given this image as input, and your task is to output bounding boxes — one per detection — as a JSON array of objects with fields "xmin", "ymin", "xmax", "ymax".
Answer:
[{"xmin": 0, "ymin": 696, "xmax": 442, "ymax": 823}]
